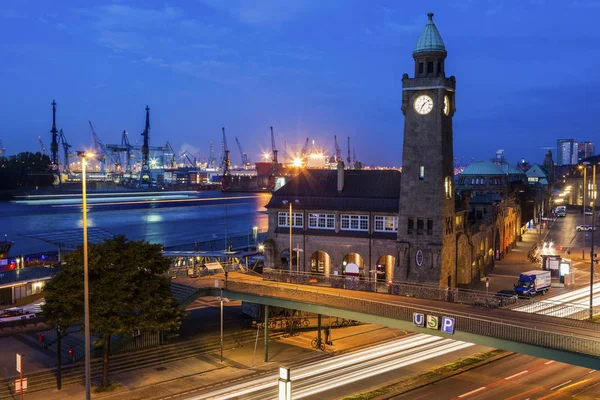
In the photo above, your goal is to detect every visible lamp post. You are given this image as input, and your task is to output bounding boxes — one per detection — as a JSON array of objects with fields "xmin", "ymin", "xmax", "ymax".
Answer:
[
  {"xmin": 590, "ymin": 164, "xmax": 597, "ymax": 319},
  {"xmin": 77, "ymin": 151, "xmax": 93, "ymax": 400},
  {"xmin": 282, "ymin": 200, "xmax": 299, "ymax": 274},
  {"xmin": 580, "ymin": 163, "xmax": 589, "ymax": 260},
  {"xmin": 218, "ymin": 288, "xmax": 230, "ymax": 363},
  {"xmin": 293, "ymin": 245, "xmax": 304, "ymax": 276}
]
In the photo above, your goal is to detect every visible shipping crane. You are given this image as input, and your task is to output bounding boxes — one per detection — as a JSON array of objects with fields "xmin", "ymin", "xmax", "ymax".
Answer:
[
  {"xmin": 301, "ymin": 137, "xmax": 310, "ymax": 158},
  {"xmin": 347, "ymin": 136, "xmax": 352, "ymax": 166},
  {"xmin": 235, "ymin": 136, "xmax": 250, "ymax": 168},
  {"xmin": 49, "ymin": 100, "xmax": 59, "ymax": 173},
  {"xmin": 208, "ymin": 141, "xmax": 216, "ymax": 168},
  {"xmin": 221, "ymin": 127, "xmax": 231, "ymax": 190},
  {"xmin": 333, "ymin": 135, "xmax": 342, "ymax": 162},
  {"xmin": 140, "ymin": 105, "xmax": 151, "ymax": 185},
  {"xmin": 38, "ymin": 136, "xmax": 47, "ymax": 156},
  {"xmin": 164, "ymin": 141, "xmax": 176, "ymax": 168},
  {"xmin": 180, "ymin": 151, "xmax": 197, "ymax": 167},
  {"xmin": 58, "ymin": 129, "xmax": 72, "ymax": 176},
  {"xmin": 270, "ymin": 126, "xmax": 278, "ymax": 164}
]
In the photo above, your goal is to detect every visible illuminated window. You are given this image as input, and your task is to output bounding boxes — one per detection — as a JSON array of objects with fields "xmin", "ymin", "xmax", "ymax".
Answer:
[
  {"xmin": 375, "ymin": 216, "xmax": 398, "ymax": 232},
  {"xmin": 278, "ymin": 212, "xmax": 304, "ymax": 228},
  {"xmin": 308, "ymin": 213, "xmax": 335, "ymax": 229},
  {"xmin": 419, "ymin": 165, "xmax": 425, "ymax": 180},
  {"xmin": 445, "ymin": 176, "xmax": 452, "ymax": 199},
  {"xmin": 341, "ymin": 214, "xmax": 369, "ymax": 231}
]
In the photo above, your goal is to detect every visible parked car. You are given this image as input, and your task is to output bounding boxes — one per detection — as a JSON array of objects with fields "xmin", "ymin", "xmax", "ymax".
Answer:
[
  {"xmin": 576, "ymin": 225, "xmax": 596, "ymax": 232},
  {"xmin": 585, "ymin": 209, "xmax": 594, "ymax": 216}
]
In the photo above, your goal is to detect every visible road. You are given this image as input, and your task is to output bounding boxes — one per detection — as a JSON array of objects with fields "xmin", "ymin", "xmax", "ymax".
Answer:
[
  {"xmin": 182, "ymin": 334, "xmax": 489, "ymax": 400},
  {"xmin": 393, "ymin": 353, "xmax": 599, "ymax": 400}
]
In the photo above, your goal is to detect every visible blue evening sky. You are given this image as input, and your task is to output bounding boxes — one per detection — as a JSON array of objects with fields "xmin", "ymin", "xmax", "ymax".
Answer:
[{"xmin": 1, "ymin": 0, "xmax": 599, "ymax": 167}]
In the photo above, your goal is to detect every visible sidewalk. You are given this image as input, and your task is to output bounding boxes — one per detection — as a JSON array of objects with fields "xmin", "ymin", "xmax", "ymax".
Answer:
[{"xmin": 16, "ymin": 324, "xmax": 402, "ymax": 400}]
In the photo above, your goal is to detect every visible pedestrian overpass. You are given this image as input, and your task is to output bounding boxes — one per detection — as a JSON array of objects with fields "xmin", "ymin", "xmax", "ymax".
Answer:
[{"xmin": 201, "ymin": 277, "xmax": 600, "ymax": 369}]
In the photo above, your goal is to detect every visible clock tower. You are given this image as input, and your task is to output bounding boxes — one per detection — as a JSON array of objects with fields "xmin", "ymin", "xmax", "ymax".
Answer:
[{"xmin": 397, "ymin": 13, "xmax": 457, "ymax": 287}]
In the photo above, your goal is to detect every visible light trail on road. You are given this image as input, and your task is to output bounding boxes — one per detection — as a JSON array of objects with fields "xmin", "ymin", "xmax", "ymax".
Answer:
[
  {"xmin": 185, "ymin": 334, "xmax": 474, "ymax": 400},
  {"xmin": 513, "ymin": 282, "xmax": 600, "ymax": 317}
]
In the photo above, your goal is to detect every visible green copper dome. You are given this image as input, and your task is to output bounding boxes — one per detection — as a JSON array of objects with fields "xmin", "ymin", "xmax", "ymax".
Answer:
[{"xmin": 413, "ymin": 13, "xmax": 446, "ymax": 55}]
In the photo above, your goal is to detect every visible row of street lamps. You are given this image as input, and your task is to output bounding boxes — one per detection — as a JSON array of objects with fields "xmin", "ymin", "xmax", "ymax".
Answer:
[{"xmin": 578, "ymin": 162, "xmax": 598, "ymax": 320}]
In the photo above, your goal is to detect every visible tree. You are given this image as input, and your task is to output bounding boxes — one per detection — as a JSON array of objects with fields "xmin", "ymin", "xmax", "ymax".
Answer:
[
  {"xmin": 0, "ymin": 152, "xmax": 53, "ymax": 191},
  {"xmin": 43, "ymin": 235, "xmax": 183, "ymax": 388}
]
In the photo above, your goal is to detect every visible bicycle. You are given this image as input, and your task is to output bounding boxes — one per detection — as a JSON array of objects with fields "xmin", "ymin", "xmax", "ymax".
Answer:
[{"xmin": 311, "ymin": 337, "xmax": 325, "ymax": 351}]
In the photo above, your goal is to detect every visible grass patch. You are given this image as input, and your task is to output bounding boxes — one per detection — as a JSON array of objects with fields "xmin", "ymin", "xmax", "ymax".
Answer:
[
  {"xmin": 94, "ymin": 383, "xmax": 121, "ymax": 393},
  {"xmin": 340, "ymin": 349, "xmax": 506, "ymax": 400}
]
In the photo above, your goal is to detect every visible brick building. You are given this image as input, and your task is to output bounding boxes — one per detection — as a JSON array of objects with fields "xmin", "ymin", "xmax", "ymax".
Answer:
[{"xmin": 263, "ymin": 13, "xmax": 527, "ymax": 288}]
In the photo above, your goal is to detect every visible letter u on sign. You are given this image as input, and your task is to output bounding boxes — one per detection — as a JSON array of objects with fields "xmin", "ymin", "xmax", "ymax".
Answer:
[{"xmin": 413, "ymin": 312, "xmax": 425, "ymax": 327}]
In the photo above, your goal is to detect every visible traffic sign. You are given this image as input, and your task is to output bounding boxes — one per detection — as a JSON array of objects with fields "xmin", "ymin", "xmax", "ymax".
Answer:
[
  {"xmin": 426, "ymin": 315, "xmax": 439, "ymax": 329},
  {"xmin": 441, "ymin": 317, "xmax": 455, "ymax": 334},
  {"xmin": 14, "ymin": 378, "xmax": 27, "ymax": 394},
  {"xmin": 412, "ymin": 312, "xmax": 425, "ymax": 327},
  {"xmin": 16, "ymin": 354, "xmax": 22, "ymax": 373},
  {"xmin": 485, "ymin": 277, "xmax": 490, "ymax": 288}
]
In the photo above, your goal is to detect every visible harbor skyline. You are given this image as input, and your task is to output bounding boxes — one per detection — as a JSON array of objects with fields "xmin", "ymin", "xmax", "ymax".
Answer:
[{"xmin": 1, "ymin": 1, "xmax": 599, "ymax": 166}]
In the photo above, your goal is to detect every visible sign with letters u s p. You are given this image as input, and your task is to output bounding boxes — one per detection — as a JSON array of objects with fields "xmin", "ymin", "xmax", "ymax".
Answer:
[
  {"xmin": 413, "ymin": 313, "xmax": 425, "ymax": 327},
  {"xmin": 441, "ymin": 317, "xmax": 455, "ymax": 334}
]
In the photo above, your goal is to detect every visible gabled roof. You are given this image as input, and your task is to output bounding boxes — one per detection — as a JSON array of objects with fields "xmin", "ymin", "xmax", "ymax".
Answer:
[
  {"xmin": 460, "ymin": 161, "xmax": 506, "ymax": 176},
  {"xmin": 526, "ymin": 164, "xmax": 549, "ymax": 179},
  {"xmin": 413, "ymin": 13, "xmax": 446, "ymax": 55},
  {"xmin": 266, "ymin": 169, "xmax": 401, "ymax": 213}
]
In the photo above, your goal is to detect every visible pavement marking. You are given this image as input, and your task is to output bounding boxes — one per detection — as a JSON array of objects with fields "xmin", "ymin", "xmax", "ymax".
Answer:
[
  {"xmin": 505, "ymin": 370, "xmax": 529, "ymax": 380},
  {"xmin": 550, "ymin": 380, "xmax": 572, "ymax": 391},
  {"xmin": 544, "ymin": 360, "xmax": 555, "ymax": 365},
  {"xmin": 458, "ymin": 386, "xmax": 487, "ymax": 398}
]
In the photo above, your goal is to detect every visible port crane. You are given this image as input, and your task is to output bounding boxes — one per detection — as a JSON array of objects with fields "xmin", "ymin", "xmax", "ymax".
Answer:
[
  {"xmin": 38, "ymin": 136, "xmax": 47, "ymax": 156},
  {"xmin": 333, "ymin": 135, "xmax": 342, "ymax": 162},
  {"xmin": 301, "ymin": 137, "xmax": 310, "ymax": 158},
  {"xmin": 50, "ymin": 100, "xmax": 59, "ymax": 173},
  {"xmin": 221, "ymin": 127, "xmax": 231, "ymax": 190},
  {"xmin": 179, "ymin": 151, "xmax": 197, "ymax": 167},
  {"xmin": 235, "ymin": 136, "xmax": 250, "ymax": 168},
  {"xmin": 270, "ymin": 126, "xmax": 278, "ymax": 164},
  {"xmin": 58, "ymin": 129, "xmax": 72, "ymax": 175},
  {"xmin": 140, "ymin": 105, "xmax": 151, "ymax": 185},
  {"xmin": 89, "ymin": 121, "xmax": 120, "ymax": 173},
  {"xmin": 347, "ymin": 136, "xmax": 352, "ymax": 166}
]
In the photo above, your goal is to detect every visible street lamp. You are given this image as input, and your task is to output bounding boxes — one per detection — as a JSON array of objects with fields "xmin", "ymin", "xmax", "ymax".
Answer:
[
  {"xmin": 590, "ymin": 163, "xmax": 598, "ymax": 319},
  {"xmin": 293, "ymin": 245, "xmax": 304, "ymax": 276},
  {"xmin": 580, "ymin": 162, "xmax": 590, "ymax": 260},
  {"xmin": 218, "ymin": 289, "xmax": 230, "ymax": 363},
  {"xmin": 282, "ymin": 200, "xmax": 299, "ymax": 274},
  {"xmin": 76, "ymin": 151, "xmax": 94, "ymax": 400}
]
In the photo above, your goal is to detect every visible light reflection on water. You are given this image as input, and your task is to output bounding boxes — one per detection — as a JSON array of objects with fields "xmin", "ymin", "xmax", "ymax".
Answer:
[{"xmin": 1, "ymin": 191, "xmax": 271, "ymax": 254}]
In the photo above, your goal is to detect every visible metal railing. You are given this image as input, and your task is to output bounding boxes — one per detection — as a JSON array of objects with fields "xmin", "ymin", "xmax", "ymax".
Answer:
[
  {"xmin": 226, "ymin": 279, "xmax": 600, "ymax": 358},
  {"xmin": 261, "ymin": 269, "xmax": 600, "ymax": 321}
]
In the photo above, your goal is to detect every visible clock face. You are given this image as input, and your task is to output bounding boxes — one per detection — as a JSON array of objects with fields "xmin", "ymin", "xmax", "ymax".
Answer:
[
  {"xmin": 414, "ymin": 95, "xmax": 433, "ymax": 115},
  {"xmin": 444, "ymin": 95, "xmax": 450, "ymax": 116}
]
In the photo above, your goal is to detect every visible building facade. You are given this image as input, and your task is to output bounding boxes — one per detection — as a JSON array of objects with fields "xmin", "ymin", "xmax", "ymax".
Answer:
[
  {"xmin": 263, "ymin": 14, "xmax": 526, "ymax": 288},
  {"xmin": 557, "ymin": 139, "xmax": 578, "ymax": 166}
]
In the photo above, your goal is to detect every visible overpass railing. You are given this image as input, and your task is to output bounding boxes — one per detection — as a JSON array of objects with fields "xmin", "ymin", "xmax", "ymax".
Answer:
[
  {"xmin": 261, "ymin": 269, "xmax": 600, "ymax": 321},
  {"xmin": 226, "ymin": 279, "xmax": 600, "ymax": 358}
]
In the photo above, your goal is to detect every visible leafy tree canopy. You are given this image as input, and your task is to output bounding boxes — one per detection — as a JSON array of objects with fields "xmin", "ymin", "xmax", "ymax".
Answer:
[
  {"xmin": 0, "ymin": 152, "xmax": 53, "ymax": 190},
  {"xmin": 44, "ymin": 235, "xmax": 183, "ymax": 337}
]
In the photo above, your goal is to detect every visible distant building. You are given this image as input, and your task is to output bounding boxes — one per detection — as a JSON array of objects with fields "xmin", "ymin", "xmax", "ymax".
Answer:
[
  {"xmin": 556, "ymin": 139, "xmax": 578, "ymax": 166},
  {"xmin": 578, "ymin": 141, "xmax": 595, "ymax": 160}
]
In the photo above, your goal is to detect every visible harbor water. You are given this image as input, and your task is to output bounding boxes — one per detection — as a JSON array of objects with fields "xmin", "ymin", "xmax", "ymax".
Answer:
[{"xmin": 0, "ymin": 191, "xmax": 271, "ymax": 256}]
